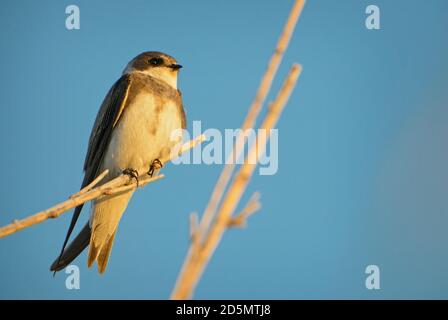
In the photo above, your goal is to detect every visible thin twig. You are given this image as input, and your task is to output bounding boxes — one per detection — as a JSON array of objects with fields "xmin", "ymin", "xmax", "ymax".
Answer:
[
  {"xmin": 171, "ymin": 64, "xmax": 302, "ymax": 299},
  {"xmin": 70, "ymin": 169, "xmax": 109, "ymax": 199},
  {"xmin": 0, "ymin": 135, "xmax": 206, "ymax": 238}
]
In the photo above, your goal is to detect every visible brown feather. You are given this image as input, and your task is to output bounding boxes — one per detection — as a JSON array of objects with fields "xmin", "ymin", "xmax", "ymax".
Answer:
[
  {"xmin": 51, "ymin": 75, "xmax": 132, "ymax": 272},
  {"xmin": 97, "ymin": 231, "xmax": 117, "ymax": 274}
]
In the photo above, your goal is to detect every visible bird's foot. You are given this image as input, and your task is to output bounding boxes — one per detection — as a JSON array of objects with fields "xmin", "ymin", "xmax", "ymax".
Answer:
[
  {"xmin": 148, "ymin": 159, "xmax": 163, "ymax": 177},
  {"xmin": 122, "ymin": 168, "xmax": 139, "ymax": 187}
]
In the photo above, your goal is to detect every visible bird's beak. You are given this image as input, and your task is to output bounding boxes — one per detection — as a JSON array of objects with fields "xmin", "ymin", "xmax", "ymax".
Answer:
[{"xmin": 169, "ymin": 64, "xmax": 183, "ymax": 70}]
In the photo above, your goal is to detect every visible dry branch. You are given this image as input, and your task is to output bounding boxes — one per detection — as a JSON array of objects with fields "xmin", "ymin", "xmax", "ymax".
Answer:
[
  {"xmin": 171, "ymin": 64, "xmax": 302, "ymax": 299},
  {"xmin": 171, "ymin": 0, "xmax": 305, "ymax": 300},
  {"xmin": 0, "ymin": 135, "xmax": 206, "ymax": 238},
  {"xmin": 199, "ymin": 0, "xmax": 306, "ymax": 240}
]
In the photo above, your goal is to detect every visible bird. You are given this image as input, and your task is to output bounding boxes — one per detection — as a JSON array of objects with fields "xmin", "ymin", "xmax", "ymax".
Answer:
[{"xmin": 50, "ymin": 51, "xmax": 186, "ymax": 274}]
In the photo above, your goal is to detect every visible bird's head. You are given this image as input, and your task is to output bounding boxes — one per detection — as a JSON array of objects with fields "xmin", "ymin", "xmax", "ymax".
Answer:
[{"xmin": 123, "ymin": 51, "xmax": 182, "ymax": 89}]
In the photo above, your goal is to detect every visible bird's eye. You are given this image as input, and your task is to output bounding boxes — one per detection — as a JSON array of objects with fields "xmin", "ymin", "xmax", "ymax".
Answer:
[{"xmin": 149, "ymin": 58, "xmax": 163, "ymax": 66}]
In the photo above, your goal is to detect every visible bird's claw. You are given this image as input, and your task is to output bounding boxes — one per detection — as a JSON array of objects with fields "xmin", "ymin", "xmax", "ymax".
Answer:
[
  {"xmin": 122, "ymin": 168, "xmax": 139, "ymax": 187},
  {"xmin": 148, "ymin": 159, "xmax": 163, "ymax": 177}
]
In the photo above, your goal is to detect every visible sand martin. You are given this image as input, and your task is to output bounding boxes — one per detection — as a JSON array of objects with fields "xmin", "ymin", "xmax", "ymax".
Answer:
[{"xmin": 50, "ymin": 52, "xmax": 186, "ymax": 274}]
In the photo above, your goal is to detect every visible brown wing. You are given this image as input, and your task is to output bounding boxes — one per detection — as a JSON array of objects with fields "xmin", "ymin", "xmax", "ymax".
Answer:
[
  {"xmin": 52, "ymin": 74, "xmax": 132, "ymax": 272},
  {"xmin": 177, "ymin": 89, "xmax": 187, "ymax": 130},
  {"xmin": 84, "ymin": 74, "xmax": 132, "ymax": 174}
]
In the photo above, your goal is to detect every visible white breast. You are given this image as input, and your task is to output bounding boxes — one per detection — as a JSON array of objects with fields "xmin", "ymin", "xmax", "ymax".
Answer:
[{"xmin": 101, "ymin": 92, "xmax": 183, "ymax": 176}]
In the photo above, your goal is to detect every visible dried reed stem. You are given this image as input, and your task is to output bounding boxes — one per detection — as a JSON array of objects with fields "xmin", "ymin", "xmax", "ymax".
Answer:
[
  {"xmin": 171, "ymin": 64, "xmax": 302, "ymax": 299},
  {"xmin": 199, "ymin": 0, "xmax": 306, "ymax": 239},
  {"xmin": 0, "ymin": 135, "xmax": 206, "ymax": 238}
]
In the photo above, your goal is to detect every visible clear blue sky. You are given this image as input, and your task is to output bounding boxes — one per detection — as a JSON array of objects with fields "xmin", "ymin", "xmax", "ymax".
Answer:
[{"xmin": 1, "ymin": 0, "xmax": 448, "ymax": 299}]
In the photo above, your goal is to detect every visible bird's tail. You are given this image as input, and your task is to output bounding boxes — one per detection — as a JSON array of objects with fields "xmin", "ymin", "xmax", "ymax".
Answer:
[
  {"xmin": 50, "ymin": 222, "xmax": 91, "ymax": 272},
  {"xmin": 87, "ymin": 190, "xmax": 134, "ymax": 274}
]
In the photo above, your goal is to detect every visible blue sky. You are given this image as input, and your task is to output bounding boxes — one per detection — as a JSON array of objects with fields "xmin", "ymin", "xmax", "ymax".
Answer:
[{"xmin": 1, "ymin": 0, "xmax": 448, "ymax": 299}]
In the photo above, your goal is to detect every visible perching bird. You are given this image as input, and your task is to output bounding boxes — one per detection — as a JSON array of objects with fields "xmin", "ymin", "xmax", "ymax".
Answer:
[{"xmin": 50, "ymin": 52, "xmax": 186, "ymax": 274}]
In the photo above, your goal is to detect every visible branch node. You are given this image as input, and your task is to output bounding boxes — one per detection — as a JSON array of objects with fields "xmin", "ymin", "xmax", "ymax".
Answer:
[
  {"xmin": 70, "ymin": 169, "xmax": 109, "ymax": 199},
  {"xmin": 227, "ymin": 192, "xmax": 262, "ymax": 228}
]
